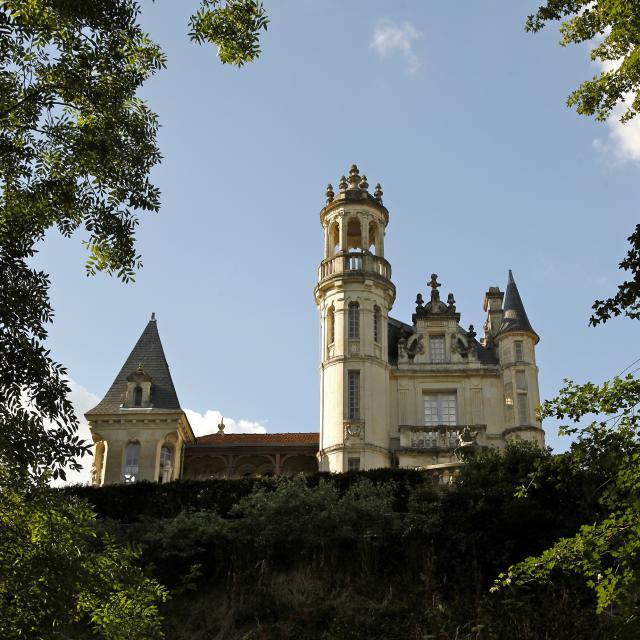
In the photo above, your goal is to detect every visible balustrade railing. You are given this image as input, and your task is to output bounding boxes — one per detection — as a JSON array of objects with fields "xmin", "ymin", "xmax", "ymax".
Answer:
[
  {"xmin": 318, "ymin": 252, "xmax": 391, "ymax": 281},
  {"xmin": 399, "ymin": 424, "xmax": 486, "ymax": 450}
]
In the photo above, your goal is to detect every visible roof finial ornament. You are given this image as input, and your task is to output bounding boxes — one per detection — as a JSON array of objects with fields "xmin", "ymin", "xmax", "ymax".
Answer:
[
  {"xmin": 447, "ymin": 293, "xmax": 456, "ymax": 311},
  {"xmin": 428, "ymin": 274, "xmax": 441, "ymax": 302},
  {"xmin": 151, "ymin": 312, "xmax": 156, "ymax": 321},
  {"xmin": 339, "ymin": 175, "xmax": 348, "ymax": 191},
  {"xmin": 415, "ymin": 293, "xmax": 424, "ymax": 310},
  {"xmin": 374, "ymin": 183, "xmax": 383, "ymax": 203},
  {"xmin": 359, "ymin": 175, "xmax": 369, "ymax": 190},
  {"xmin": 325, "ymin": 183, "xmax": 334, "ymax": 204},
  {"xmin": 137, "ymin": 363, "xmax": 144, "ymax": 373},
  {"xmin": 348, "ymin": 164, "xmax": 361, "ymax": 189},
  {"xmin": 217, "ymin": 417, "xmax": 225, "ymax": 434}
]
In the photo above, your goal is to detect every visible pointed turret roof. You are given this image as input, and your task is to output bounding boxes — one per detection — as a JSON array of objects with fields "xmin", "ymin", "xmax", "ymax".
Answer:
[
  {"xmin": 496, "ymin": 270, "xmax": 539, "ymax": 343},
  {"xmin": 86, "ymin": 314, "xmax": 182, "ymax": 415}
]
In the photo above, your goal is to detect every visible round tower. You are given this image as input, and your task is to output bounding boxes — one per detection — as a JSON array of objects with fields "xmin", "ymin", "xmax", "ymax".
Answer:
[
  {"xmin": 494, "ymin": 270, "xmax": 544, "ymax": 447},
  {"xmin": 314, "ymin": 165, "xmax": 396, "ymax": 472}
]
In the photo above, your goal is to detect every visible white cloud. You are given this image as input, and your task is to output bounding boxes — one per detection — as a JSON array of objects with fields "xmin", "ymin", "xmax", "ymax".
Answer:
[
  {"xmin": 592, "ymin": 59, "xmax": 640, "ymax": 162},
  {"xmin": 55, "ymin": 379, "xmax": 99, "ymax": 486},
  {"xmin": 184, "ymin": 408, "xmax": 267, "ymax": 437},
  {"xmin": 369, "ymin": 19, "xmax": 422, "ymax": 75}
]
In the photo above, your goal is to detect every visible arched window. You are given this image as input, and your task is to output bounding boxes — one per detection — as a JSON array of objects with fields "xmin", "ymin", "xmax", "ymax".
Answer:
[
  {"xmin": 329, "ymin": 221, "xmax": 340, "ymax": 256},
  {"xmin": 123, "ymin": 441, "xmax": 140, "ymax": 483},
  {"xmin": 348, "ymin": 302, "xmax": 360, "ymax": 339},
  {"xmin": 346, "ymin": 218, "xmax": 362, "ymax": 251},
  {"xmin": 373, "ymin": 306, "xmax": 380, "ymax": 343},
  {"xmin": 133, "ymin": 386, "xmax": 143, "ymax": 407},
  {"xmin": 327, "ymin": 306, "xmax": 335, "ymax": 344},
  {"xmin": 159, "ymin": 446, "xmax": 173, "ymax": 483},
  {"xmin": 368, "ymin": 221, "xmax": 378, "ymax": 254}
]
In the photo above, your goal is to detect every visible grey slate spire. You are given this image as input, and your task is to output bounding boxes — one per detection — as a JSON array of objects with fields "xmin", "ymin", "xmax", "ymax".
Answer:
[
  {"xmin": 86, "ymin": 314, "xmax": 182, "ymax": 415},
  {"xmin": 496, "ymin": 270, "xmax": 539, "ymax": 343}
]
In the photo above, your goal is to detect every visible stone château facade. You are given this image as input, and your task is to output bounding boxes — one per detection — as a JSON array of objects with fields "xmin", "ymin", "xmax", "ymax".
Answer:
[{"xmin": 86, "ymin": 165, "xmax": 543, "ymax": 485}]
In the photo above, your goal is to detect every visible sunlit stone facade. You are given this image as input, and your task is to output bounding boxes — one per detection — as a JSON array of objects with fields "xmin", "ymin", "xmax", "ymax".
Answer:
[{"xmin": 314, "ymin": 165, "xmax": 544, "ymax": 478}]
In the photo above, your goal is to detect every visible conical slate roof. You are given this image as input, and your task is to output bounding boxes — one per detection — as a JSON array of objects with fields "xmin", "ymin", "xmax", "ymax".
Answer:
[
  {"xmin": 86, "ymin": 315, "xmax": 182, "ymax": 415},
  {"xmin": 496, "ymin": 270, "xmax": 539, "ymax": 343}
]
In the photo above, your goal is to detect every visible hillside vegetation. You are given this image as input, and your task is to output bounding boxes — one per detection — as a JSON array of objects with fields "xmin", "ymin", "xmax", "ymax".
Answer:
[{"xmin": 67, "ymin": 444, "xmax": 619, "ymax": 639}]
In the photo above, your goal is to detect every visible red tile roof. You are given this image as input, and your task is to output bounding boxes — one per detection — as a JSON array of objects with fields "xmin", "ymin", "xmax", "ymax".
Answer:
[{"xmin": 195, "ymin": 432, "xmax": 319, "ymax": 446}]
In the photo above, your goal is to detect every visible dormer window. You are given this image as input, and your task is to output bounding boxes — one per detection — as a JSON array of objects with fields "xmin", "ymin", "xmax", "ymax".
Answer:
[
  {"xmin": 124, "ymin": 363, "xmax": 153, "ymax": 408},
  {"xmin": 429, "ymin": 335, "xmax": 445, "ymax": 363}
]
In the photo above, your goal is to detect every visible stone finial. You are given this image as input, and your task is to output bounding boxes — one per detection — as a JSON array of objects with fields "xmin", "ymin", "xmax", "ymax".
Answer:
[
  {"xmin": 150, "ymin": 312, "xmax": 156, "ymax": 321},
  {"xmin": 447, "ymin": 293, "xmax": 456, "ymax": 310},
  {"xmin": 348, "ymin": 164, "xmax": 361, "ymax": 189},
  {"xmin": 467, "ymin": 324, "xmax": 477, "ymax": 340},
  {"xmin": 325, "ymin": 183, "xmax": 334, "ymax": 204},
  {"xmin": 428, "ymin": 274, "xmax": 441, "ymax": 301},
  {"xmin": 137, "ymin": 363, "xmax": 144, "ymax": 373},
  {"xmin": 339, "ymin": 175, "xmax": 348, "ymax": 191},
  {"xmin": 217, "ymin": 417, "xmax": 225, "ymax": 434},
  {"xmin": 359, "ymin": 175, "xmax": 369, "ymax": 190},
  {"xmin": 374, "ymin": 183, "xmax": 383, "ymax": 203},
  {"xmin": 415, "ymin": 293, "xmax": 424, "ymax": 309}
]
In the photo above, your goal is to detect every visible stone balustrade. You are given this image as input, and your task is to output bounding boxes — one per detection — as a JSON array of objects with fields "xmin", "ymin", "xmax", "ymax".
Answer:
[{"xmin": 318, "ymin": 252, "xmax": 391, "ymax": 281}]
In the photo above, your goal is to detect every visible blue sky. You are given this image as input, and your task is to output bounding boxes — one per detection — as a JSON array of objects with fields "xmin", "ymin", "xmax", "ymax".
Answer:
[{"xmin": 34, "ymin": 1, "xmax": 639, "ymax": 483}]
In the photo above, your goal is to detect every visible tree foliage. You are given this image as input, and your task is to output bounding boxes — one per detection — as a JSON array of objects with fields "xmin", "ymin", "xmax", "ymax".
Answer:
[
  {"xmin": 0, "ymin": 0, "xmax": 268, "ymax": 478},
  {"xmin": 0, "ymin": 468, "xmax": 168, "ymax": 640},
  {"xmin": 495, "ymin": 377, "xmax": 640, "ymax": 632},
  {"xmin": 528, "ymin": 1, "xmax": 640, "ymax": 123}
]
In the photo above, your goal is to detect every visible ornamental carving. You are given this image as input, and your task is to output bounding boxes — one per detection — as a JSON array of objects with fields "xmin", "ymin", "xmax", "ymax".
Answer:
[{"xmin": 344, "ymin": 420, "xmax": 365, "ymax": 440}]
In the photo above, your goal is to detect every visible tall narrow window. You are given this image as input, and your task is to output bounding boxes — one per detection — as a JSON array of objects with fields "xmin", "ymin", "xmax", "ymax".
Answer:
[
  {"xmin": 327, "ymin": 306, "xmax": 335, "ymax": 344},
  {"xmin": 429, "ymin": 335, "xmax": 445, "ymax": 363},
  {"xmin": 159, "ymin": 446, "xmax": 172, "ymax": 484},
  {"xmin": 133, "ymin": 386, "xmax": 143, "ymax": 407},
  {"xmin": 348, "ymin": 457, "xmax": 361, "ymax": 471},
  {"xmin": 505, "ymin": 382, "xmax": 514, "ymax": 422},
  {"xmin": 423, "ymin": 393, "xmax": 457, "ymax": 426},
  {"xmin": 123, "ymin": 442, "xmax": 140, "ymax": 483},
  {"xmin": 348, "ymin": 371, "xmax": 360, "ymax": 419},
  {"xmin": 518, "ymin": 394, "xmax": 529, "ymax": 425},
  {"xmin": 348, "ymin": 302, "xmax": 360, "ymax": 339},
  {"xmin": 516, "ymin": 370, "xmax": 527, "ymax": 391},
  {"xmin": 514, "ymin": 340, "xmax": 524, "ymax": 362},
  {"xmin": 373, "ymin": 306, "xmax": 380, "ymax": 343}
]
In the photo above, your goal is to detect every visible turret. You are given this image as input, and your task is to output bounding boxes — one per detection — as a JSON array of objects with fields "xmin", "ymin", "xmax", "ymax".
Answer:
[
  {"xmin": 85, "ymin": 314, "xmax": 195, "ymax": 485},
  {"xmin": 314, "ymin": 165, "xmax": 396, "ymax": 472},
  {"xmin": 492, "ymin": 271, "xmax": 544, "ymax": 446}
]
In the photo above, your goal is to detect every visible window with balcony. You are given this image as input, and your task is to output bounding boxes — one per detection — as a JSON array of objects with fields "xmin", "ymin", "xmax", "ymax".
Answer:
[
  {"xmin": 423, "ymin": 393, "xmax": 457, "ymax": 426},
  {"xmin": 429, "ymin": 335, "xmax": 445, "ymax": 363},
  {"xmin": 348, "ymin": 371, "xmax": 360, "ymax": 420},
  {"xmin": 348, "ymin": 302, "xmax": 360, "ymax": 339}
]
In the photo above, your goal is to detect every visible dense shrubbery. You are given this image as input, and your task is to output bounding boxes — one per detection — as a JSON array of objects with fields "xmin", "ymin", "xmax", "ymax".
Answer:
[{"xmin": 64, "ymin": 443, "xmax": 614, "ymax": 639}]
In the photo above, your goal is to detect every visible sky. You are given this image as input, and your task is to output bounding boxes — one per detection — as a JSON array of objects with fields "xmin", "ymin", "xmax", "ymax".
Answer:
[{"xmin": 33, "ymin": 1, "xmax": 640, "ymax": 484}]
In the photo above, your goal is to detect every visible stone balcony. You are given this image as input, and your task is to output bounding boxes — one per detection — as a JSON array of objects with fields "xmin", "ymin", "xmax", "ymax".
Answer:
[
  {"xmin": 318, "ymin": 252, "xmax": 392, "ymax": 282},
  {"xmin": 398, "ymin": 424, "xmax": 487, "ymax": 451}
]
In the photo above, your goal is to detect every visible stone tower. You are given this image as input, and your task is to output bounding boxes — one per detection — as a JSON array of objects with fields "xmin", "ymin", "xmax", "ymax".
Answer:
[
  {"xmin": 85, "ymin": 314, "xmax": 195, "ymax": 485},
  {"xmin": 486, "ymin": 270, "xmax": 544, "ymax": 445},
  {"xmin": 314, "ymin": 165, "xmax": 396, "ymax": 472}
]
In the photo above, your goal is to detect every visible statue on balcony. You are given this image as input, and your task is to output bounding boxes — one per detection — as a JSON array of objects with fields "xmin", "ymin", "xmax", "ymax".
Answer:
[{"xmin": 454, "ymin": 426, "xmax": 479, "ymax": 461}]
